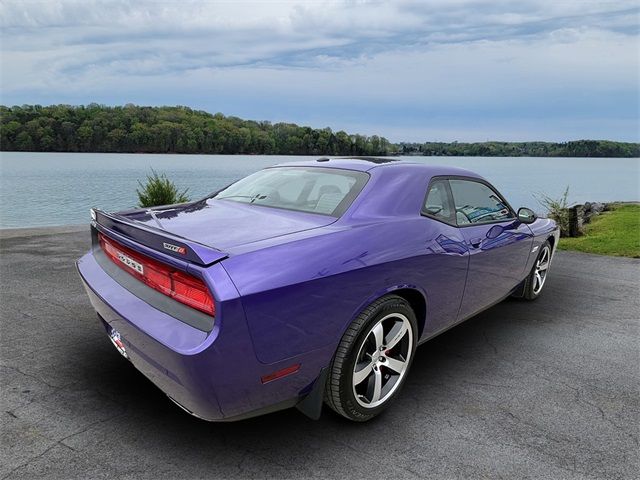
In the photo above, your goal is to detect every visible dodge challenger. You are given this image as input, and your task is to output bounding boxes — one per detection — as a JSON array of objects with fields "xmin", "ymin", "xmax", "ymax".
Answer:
[{"xmin": 77, "ymin": 157, "xmax": 559, "ymax": 422}]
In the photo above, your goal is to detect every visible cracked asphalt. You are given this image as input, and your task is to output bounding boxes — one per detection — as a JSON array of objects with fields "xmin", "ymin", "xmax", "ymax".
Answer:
[{"xmin": 1, "ymin": 227, "xmax": 638, "ymax": 479}]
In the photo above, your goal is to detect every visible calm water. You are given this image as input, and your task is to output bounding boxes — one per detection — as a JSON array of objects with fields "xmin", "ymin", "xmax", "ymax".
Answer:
[{"xmin": 0, "ymin": 152, "xmax": 638, "ymax": 228}]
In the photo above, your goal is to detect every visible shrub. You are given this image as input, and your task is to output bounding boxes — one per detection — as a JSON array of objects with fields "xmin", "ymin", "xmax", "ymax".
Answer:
[
  {"xmin": 136, "ymin": 169, "xmax": 190, "ymax": 208},
  {"xmin": 536, "ymin": 185, "xmax": 570, "ymax": 236}
]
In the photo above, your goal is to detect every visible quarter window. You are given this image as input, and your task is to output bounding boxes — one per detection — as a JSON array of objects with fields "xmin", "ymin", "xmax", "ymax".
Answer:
[
  {"xmin": 449, "ymin": 179, "xmax": 513, "ymax": 225},
  {"xmin": 423, "ymin": 179, "xmax": 454, "ymax": 224}
]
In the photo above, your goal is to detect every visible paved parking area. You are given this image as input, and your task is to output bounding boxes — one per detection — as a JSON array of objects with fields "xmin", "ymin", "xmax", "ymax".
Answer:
[{"xmin": 1, "ymin": 228, "xmax": 638, "ymax": 479}]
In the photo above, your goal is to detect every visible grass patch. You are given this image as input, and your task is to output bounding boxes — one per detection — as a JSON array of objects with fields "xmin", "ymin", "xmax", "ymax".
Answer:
[
  {"xmin": 559, "ymin": 203, "xmax": 640, "ymax": 258},
  {"xmin": 137, "ymin": 169, "xmax": 190, "ymax": 208}
]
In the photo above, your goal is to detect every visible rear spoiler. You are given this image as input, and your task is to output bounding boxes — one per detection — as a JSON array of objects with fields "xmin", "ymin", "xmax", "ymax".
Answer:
[{"xmin": 92, "ymin": 209, "xmax": 228, "ymax": 266}]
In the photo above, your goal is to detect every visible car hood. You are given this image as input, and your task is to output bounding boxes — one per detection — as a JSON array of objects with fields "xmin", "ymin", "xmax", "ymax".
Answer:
[{"xmin": 120, "ymin": 198, "xmax": 336, "ymax": 251}]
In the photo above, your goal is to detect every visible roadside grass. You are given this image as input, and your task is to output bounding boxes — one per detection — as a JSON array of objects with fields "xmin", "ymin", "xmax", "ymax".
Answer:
[{"xmin": 559, "ymin": 203, "xmax": 640, "ymax": 258}]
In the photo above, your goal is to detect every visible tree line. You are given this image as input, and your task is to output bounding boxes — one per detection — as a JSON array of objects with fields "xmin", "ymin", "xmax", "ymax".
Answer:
[
  {"xmin": 397, "ymin": 140, "xmax": 639, "ymax": 158},
  {"xmin": 0, "ymin": 104, "xmax": 391, "ymax": 156},
  {"xmin": 1, "ymin": 104, "xmax": 638, "ymax": 157}
]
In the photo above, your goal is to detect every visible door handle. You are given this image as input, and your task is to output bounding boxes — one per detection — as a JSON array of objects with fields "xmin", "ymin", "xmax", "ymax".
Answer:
[{"xmin": 469, "ymin": 237, "xmax": 482, "ymax": 248}]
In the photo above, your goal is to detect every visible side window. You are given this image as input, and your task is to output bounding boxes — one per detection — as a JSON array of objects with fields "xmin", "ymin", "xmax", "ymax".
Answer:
[
  {"xmin": 449, "ymin": 179, "xmax": 513, "ymax": 225},
  {"xmin": 423, "ymin": 179, "xmax": 454, "ymax": 224}
]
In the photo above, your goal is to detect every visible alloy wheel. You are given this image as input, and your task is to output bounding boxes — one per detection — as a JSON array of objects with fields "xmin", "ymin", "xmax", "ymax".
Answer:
[
  {"xmin": 352, "ymin": 313, "xmax": 413, "ymax": 408},
  {"xmin": 532, "ymin": 245, "xmax": 551, "ymax": 295}
]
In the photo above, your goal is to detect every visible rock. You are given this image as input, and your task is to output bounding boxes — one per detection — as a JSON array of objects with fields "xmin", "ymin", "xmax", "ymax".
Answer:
[
  {"xmin": 583, "ymin": 202, "xmax": 606, "ymax": 224},
  {"xmin": 563, "ymin": 202, "xmax": 607, "ymax": 237},
  {"xmin": 568, "ymin": 204, "xmax": 584, "ymax": 237}
]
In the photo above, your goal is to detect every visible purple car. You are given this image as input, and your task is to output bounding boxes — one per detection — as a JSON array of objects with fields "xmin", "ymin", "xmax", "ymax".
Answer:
[{"xmin": 77, "ymin": 158, "xmax": 559, "ymax": 422}]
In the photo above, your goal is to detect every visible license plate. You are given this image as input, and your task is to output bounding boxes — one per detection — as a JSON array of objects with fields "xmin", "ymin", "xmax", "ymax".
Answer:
[
  {"xmin": 108, "ymin": 328, "xmax": 129, "ymax": 359},
  {"xmin": 117, "ymin": 252, "xmax": 144, "ymax": 274}
]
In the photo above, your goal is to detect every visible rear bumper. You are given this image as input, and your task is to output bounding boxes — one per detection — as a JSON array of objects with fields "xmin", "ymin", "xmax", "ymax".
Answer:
[{"xmin": 77, "ymin": 250, "xmax": 330, "ymax": 421}]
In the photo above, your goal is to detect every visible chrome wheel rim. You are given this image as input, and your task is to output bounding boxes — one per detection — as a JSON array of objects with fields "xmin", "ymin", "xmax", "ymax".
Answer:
[
  {"xmin": 352, "ymin": 313, "xmax": 413, "ymax": 408},
  {"xmin": 533, "ymin": 245, "xmax": 551, "ymax": 295}
]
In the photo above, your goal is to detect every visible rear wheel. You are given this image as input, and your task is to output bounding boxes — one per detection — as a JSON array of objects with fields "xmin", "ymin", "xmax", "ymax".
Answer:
[
  {"xmin": 522, "ymin": 240, "xmax": 552, "ymax": 300},
  {"xmin": 325, "ymin": 295, "xmax": 417, "ymax": 421}
]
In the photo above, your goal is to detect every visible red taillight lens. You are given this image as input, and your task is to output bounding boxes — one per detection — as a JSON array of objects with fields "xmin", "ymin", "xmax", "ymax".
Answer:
[
  {"xmin": 98, "ymin": 233, "xmax": 215, "ymax": 316},
  {"xmin": 171, "ymin": 270, "xmax": 215, "ymax": 314}
]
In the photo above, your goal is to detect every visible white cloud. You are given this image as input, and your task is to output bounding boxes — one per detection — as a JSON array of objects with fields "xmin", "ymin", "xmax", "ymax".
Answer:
[{"xmin": 1, "ymin": 0, "xmax": 638, "ymax": 141}]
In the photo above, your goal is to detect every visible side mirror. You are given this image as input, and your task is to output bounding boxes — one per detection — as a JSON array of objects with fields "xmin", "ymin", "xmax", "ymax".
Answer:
[{"xmin": 517, "ymin": 207, "xmax": 537, "ymax": 224}]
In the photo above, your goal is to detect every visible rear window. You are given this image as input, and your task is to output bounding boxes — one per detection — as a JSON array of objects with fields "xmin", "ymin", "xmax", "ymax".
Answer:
[{"xmin": 213, "ymin": 167, "xmax": 369, "ymax": 217}]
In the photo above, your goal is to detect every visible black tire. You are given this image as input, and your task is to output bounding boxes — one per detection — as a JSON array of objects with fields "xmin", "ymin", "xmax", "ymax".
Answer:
[
  {"xmin": 324, "ymin": 295, "xmax": 418, "ymax": 422},
  {"xmin": 521, "ymin": 240, "xmax": 552, "ymax": 300}
]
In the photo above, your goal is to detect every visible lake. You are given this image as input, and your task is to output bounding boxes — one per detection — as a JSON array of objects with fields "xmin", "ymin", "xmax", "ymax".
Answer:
[{"xmin": 0, "ymin": 152, "xmax": 638, "ymax": 228}]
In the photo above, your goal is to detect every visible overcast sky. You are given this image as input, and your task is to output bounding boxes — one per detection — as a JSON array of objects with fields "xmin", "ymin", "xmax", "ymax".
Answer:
[{"xmin": 1, "ymin": 0, "xmax": 638, "ymax": 142}]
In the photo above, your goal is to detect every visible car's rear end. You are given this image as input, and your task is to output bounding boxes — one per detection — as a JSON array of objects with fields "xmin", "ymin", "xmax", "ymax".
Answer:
[
  {"xmin": 77, "ymin": 209, "xmax": 326, "ymax": 421},
  {"xmin": 77, "ymin": 162, "xmax": 398, "ymax": 420}
]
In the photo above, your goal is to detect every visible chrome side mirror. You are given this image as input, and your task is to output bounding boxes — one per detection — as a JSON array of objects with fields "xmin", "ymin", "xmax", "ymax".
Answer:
[{"xmin": 517, "ymin": 207, "xmax": 537, "ymax": 224}]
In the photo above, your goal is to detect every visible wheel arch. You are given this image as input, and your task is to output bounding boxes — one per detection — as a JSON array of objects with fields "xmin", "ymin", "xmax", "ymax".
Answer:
[
  {"xmin": 391, "ymin": 288, "xmax": 427, "ymax": 339},
  {"xmin": 547, "ymin": 234, "xmax": 556, "ymax": 251},
  {"xmin": 347, "ymin": 285, "xmax": 428, "ymax": 342}
]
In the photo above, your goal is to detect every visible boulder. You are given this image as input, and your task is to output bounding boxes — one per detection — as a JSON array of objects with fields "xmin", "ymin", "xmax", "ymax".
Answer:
[{"xmin": 568, "ymin": 204, "xmax": 584, "ymax": 237}]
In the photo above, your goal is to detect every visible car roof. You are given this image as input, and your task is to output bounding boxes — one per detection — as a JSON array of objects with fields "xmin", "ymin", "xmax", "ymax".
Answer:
[{"xmin": 272, "ymin": 157, "xmax": 483, "ymax": 179}]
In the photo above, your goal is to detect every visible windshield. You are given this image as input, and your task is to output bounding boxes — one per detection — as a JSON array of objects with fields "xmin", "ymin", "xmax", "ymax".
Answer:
[{"xmin": 213, "ymin": 167, "xmax": 369, "ymax": 217}]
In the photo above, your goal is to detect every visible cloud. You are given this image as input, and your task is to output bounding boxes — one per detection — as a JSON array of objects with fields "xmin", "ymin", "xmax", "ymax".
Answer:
[{"xmin": 1, "ymin": 0, "xmax": 638, "ymax": 141}]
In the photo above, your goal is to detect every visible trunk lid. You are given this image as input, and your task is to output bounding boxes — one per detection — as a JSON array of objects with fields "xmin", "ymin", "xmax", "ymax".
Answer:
[
  {"xmin": 93, "ymin": 209, "xmax": 228, "ymax": 266},
  {"xmin": 105, "ymin": 198, "xmax": 335, "ymax": 261}
]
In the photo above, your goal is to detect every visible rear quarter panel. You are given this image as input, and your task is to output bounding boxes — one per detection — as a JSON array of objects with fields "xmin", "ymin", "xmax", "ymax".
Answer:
[
  {"xmin": 222, "ymin": 216, "xmax": 470, "ymax": 365},
  {"xmin": 220, "ymin": 164, "xmax": 483, "ymax": 365}
]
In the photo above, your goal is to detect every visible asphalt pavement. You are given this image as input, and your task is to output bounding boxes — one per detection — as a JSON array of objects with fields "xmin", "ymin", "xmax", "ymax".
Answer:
[{"xmin": 1, "ymin": 227, "xmax": 638, "ymax": 479}]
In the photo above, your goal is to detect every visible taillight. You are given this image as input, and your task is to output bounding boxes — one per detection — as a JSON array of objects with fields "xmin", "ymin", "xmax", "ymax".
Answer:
[
  {"xmin": 171, "ymin": 270, "xmax": 215, "ymax": 315},
  {"xmin": 98, "ymin": 233, "xmax": 215, "ymax": 316}
]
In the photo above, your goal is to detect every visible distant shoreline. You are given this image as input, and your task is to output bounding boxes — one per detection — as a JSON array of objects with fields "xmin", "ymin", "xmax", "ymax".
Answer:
[
  {"xmin": 2, "ymin": 104, "xmax": 639, "ymax": 158},
  {"xmin": 2, "ymin": 151, "xmax": 639, "ymax": 159}
]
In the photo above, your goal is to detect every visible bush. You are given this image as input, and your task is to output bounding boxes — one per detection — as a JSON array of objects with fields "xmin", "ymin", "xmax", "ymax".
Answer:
[
  {"xmin": 536, "ymin": 185, "xmax": 570, "ymax": 236},
  {"xmin": 136, "ymin": 169, "xmax": 190, "ymax": 208}
]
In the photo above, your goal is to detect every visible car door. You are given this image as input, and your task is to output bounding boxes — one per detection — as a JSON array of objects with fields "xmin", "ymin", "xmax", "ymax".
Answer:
[
  {"xmin": 419, "ymin": 178, "xmax": 470, "ymax": 336},
  {"xmin": 448, "ymin": 178, "xmax": 534, "ymax": 320}
]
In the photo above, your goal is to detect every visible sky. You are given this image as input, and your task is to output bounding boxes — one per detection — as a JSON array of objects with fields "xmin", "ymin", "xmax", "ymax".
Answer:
[{"xmin": 1, "ymin": 0, "xmax": 638, "ymax": 142}]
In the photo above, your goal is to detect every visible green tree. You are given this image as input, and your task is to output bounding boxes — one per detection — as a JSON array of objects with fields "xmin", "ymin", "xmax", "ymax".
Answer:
[
  {"xmin": 1, "ymin": 104, "xmax": 637, "ymax": 157},
  {"xmin": 15, "ymin": 131, "xmax": 34, "ymax": 150}
]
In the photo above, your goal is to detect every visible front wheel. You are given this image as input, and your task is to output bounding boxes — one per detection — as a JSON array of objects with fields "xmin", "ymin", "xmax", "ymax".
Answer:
[
  {"xmin": 522, "ymin": 240, "xmax": 552, "ymax": 300},
  {"xmin": 324, "ymin": 295, "xmax": 417, "ymax": 422}
]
